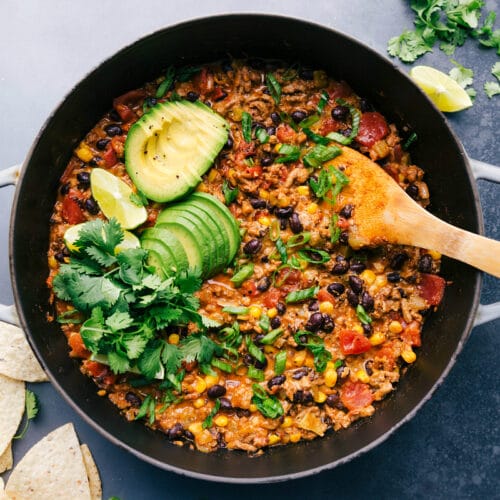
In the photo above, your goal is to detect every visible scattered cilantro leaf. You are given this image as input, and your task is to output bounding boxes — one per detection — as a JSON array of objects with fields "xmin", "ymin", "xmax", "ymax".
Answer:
[
  {"xmin": 484, "ymin": 81, "xmax": 500, "ymax": 97},
  {"xmin": 388, "ymin": 29, "xmax": 433, "ymax": 62},
  {"xmin": 14, "ymin": 390, "xmax": 39, "ymax": 439},
  {"xmin": 202, "ymin": 399, "xmax": 221, "ymax": 429},
  {"xmin": 222, "ymin": 179, "xmax": 239, "ymax": 204},
  {"xmin": 449, "ymin": 59, "xmax": 474, "ymax": 88}
]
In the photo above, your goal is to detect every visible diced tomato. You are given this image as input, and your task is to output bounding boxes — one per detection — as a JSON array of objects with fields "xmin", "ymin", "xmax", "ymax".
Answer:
[
  {"xmin": 275, "ymin": 268, "xmax": 302, "ymax": 289},
  {"xmin": 245, "ymin": 166, "xmax": 263, "ymax": 178},
  {"xmin": 418, "ymin": 273, "xmax": 446, "ymax": 306},
  {"xmin": 319, "ymin": 118, "xmax": 341, "ymax": 136},
  {"xmin": 317, "ymin": 289, "xmax": 335, "ymax": 304},
  {"xmin": 262, "ymin": 288, "xmax": 283, "ymax": 308},
  {"xmin": 241, "ymin": 280, "xmax": 259, "ymax": 297},
  {"xmin": 84, "ymin": 360, "xmax": 108, "ymax": 378},
  {"xmin": 194, "ymin": 67, "xmax": 214, "ymax": 94},
  {"xmin": 401, "ymin": 320, "xmax": 422, "ymax": 347},
  {"xmin": 340, "ymin": 381, "xmax": 374, "ymax": 411},
  {"xmin": 211, "ymin": 87, "xmax": 226, "ymax": 101},
  {"xmin": 62, "ymin": 196, "xmax": 85, "ymax": 224},
  {"xmin": 114, "ymin": 103, "xmax": 135, "ymax": 122},
  {"xmin": 103, "ymin": 144, "xmax": 117, "ymax": 167},
  {"xmin": 113, "ymin": 89, "xmax": 146, "ymax": 108},
  {"xmin": 276, "ymin": 124, "xmax": 296, "ymax": 143},
  {"xmin": 339, "ymin": 329, "xmax": 372, "ymax": 355},
  {"xmin": 68, "ymin": 332, "xmax": 90, "ymax": 358},
  {"xmin": 328, "ymin": 81, "xmax": 353, "ymax": 100},
  {"xmin": 356, "ymin": 112, "xmax": 389, "ymax": 148},
  {"xmin": 111, "ymin": 135, "xmax": 125, "ymax": 157},
  {"xmin": 235, "ymin": 140, "xmax": 256, "ymax": 168},
  {"xmin": 337, "ymin": 217, "xmax": 350, "ymax": 230},
  {"xmin": 374, "ymin": 341, "xmax": 397, "ymax": 370}
]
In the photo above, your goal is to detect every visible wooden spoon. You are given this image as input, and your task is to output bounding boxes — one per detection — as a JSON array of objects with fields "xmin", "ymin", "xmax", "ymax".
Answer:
[{"xmin": 328, "ymin": 146, "xmax": 500, "ymax": 278}]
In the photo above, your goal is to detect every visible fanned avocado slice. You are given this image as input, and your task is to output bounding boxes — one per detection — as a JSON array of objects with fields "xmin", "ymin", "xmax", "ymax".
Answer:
[{"xmin": 125, "ymin": 100, "xmax": 229, "ymax": 202}]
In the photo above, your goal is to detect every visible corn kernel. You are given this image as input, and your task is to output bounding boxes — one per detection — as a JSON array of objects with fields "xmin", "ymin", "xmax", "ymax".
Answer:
[
  {"xmin": 249, "ymin": 305, "xmax": 262, "ymax": 318},
  {"xmin": 195, "ymin": 183, "xmax": 208, "ymax": 192},
  {"xmin": 398, "ymin": 173, "xmax": 405, "ymax": 183},
  {"xmin": 313, "ymin": 390, "xmax": 327, "ymax": 404},
  {"xmin": 258, "ymin": 216, "xmax": 271, "ymax": 227},
  {"xmin": 360, "ymin": 269, "xmax": 376, "ymax": 285},
  {"xmin": 188, "ymin": 422, "xmax": 203, "ymax": 435},
  {"xmin": 352, "ymin": 324, "xmax": 364, "ymax": 335},
  {"xmin": 293, "ymin": 350, "xmax": 307, "ymax": 366},
  {"xmin": 281, "ymin": 416, "xmax": 293, "ymax": 428},
  {"xmin": 268, "ymin": 434, "xmax": 281, "ymax": 445},
  {"xmin": 355, "ymin": 369, "xmax": 370, "ymax": 383},
  {"xmin": 304, "ymin": 352, "xmax": 315, "ymax": 368},
  {"xmin": 289, "ymin": 432, "xmax": 302, "ymax": 443},
  {"xmin": 319, "ymin": 301, "xmax": 334, "ymax": 314},
  {"xmin": 48, "ymin": 255, "xmax": 58, "ymax": 270},
  {"xmin": 194, "ymin": 377, "xmax": 207, "ymax": 393},
  {"xmin": 267, "ymin": 307, "xmax": 278, "ymax": 319},
  {"xmin": 370, "ymin": 332, "xmax": 386, "ymax": 346},
  {"xmin": 204, "ymin": 374, "xmax": 219, "ymax": 388},
  {"xmin": 274, "ymin": 143, "xmax": 282, "ymax": 153},
  {"xmin": 428, "ymin": 250, "xmax": 442, "ymax": 260},
  {"xmin": 97, "ymin": 389, "xmax": 106, "ymax": 397},
  {"xmin": 307, "ymin": 203, "xmax": 318, "ymax": 214},
  {"xmin": 249, "ymin": 404, "xmax": 258, "ymax": 413},
  {"xmin": 277, "ymin": 195, "xmax": 291, "ymax": 208},
  {"xmin": 402, "ymin": 349, "xmax": 417, "ymax": 364},
  {"xmin": 324, "ymin": 368, "xmax": 338, "ymax": 388},
  {"xmin": 168, "ymin": 333, "xmax": 180, "ymax": 345},
  {"xmin": 326, "ymin": 361, "xmax": 336, "ymax": 370},
  {"xmin": 193, "ymin": 398, "xmax": 206, "ymax": 409},
  {"xmin": 388, "ymin": 321, "xmax": 403, "ymax": 334},
  {"xmin": 296, "ymin": 185, "xmax": 310, "ymax": 196},
  {"xmin": 264, "ymin": 345, "xmax": 278, "ymax": 354},
  {"xmin": 75, "ymin": 143, "xmax": 93, "ymax": 163},
  {"xmin": 214, "ymin": 415, "xmax": 228, "ymax": 427},
  {"xmin": 373, "ymin": 275, "xmax": 388, "ymax": 289},
  {"xmin": 299, "ymin": 259, "xmax": 309, "ymax": 270},
  {"xmin": 207, "ymin": 169, "xmax": 218, "ymax": 182},
  {"xmin": 259, "ymin": 189, "xmax": 270, "ymax": 200}
]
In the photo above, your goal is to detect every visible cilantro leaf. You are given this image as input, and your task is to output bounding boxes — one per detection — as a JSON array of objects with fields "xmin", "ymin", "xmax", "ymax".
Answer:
[
  {"xmin": 116, "ymin": 248, "xmax": 147, "ymax": 285},
  {"xmin": 161, "ymin": 342, "xmax": 183, "ymax": 373},
  {"xmin": 80, "ymin": 307, "xmax": 105, "ymax": 352},
  {"xmin": 138, "ymin": 341, "xmax": 163, "ymax": 379},
  {"xmin": 484, "ymin": 81, "xmax": 500, "ymax": 97},
  {"xmin": 107, "ymin": 351, "xmax": 130, "ymax": 374},
  {"xmin": 449, "ymin": 59, "xmax": 474, "ymax": 88},
  {"xmin": 387, "ymin": 30, "xmax": 432, "ymax": 63},
  {"xmin": 492, "ymin": 61, "xmax": 500, "ymax": 81},
  {"xmin": 14, "ymin": 390, "xmax": 39, "ymax": 440},
  {"xmin": 180, "ymin": 333, "xmax": 222, "ymax": 365}
]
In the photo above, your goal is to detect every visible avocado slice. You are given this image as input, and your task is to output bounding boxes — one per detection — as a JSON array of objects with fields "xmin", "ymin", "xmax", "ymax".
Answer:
[
  {"xmin": 125, "ymin": 100, "xmax": 229, "ymax": 202},
  {"xmin": 143, "ymin": 247, "xmax": 168, "ymax": 278}
]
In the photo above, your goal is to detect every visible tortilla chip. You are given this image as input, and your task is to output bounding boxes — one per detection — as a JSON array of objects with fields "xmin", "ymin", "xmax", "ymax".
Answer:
[
  {"xmin": 0, "ymin": 321, "xmax": 48, "ymax": 382},
  {"xmin": 0, "ymin": 374, "xmax": 25, "ymax": 457},
  {"xmin": 0, "ymin": 443, "xmax": 13, "ymax": 473},
  {"xmin": 0, "ymin": 477, "xmax": 8, "ymax": 500},
  {"xmin": 80, "ymin": 444, "xmax": 102, "ymax": 500},
  {"xmin": 5, "ymin": 423, "xmax": 91, "ymax": 500}
]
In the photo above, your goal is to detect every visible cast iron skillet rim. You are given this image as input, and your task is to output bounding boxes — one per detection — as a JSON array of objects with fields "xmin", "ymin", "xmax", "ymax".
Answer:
[{"xmin": 9, "ymin": 13, "xmax": 483, "ymax": 483}]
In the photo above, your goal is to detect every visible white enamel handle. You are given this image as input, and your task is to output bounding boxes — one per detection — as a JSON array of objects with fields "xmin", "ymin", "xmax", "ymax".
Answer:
[{"xmin": 0, "ymin": 164, "xmax": 20, "ymax": 187}]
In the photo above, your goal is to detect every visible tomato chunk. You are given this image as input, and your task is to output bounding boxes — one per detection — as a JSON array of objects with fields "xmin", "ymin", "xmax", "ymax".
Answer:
[
  {"xmin": 340, "ymin": 381, "xmax": 374, "ymax": 411},
  {"xmin": 114, "ymin": 103, "xmax": 135, "ymax": 122},
  {"xmin": 317, "ymin": 289, "xmax": 335, "ymax": 304},
  {"xmin": 339, "ymin": 329, "xmax": 371, "ymax": 355},
  {"xmin": 262, "ymin": 288, "xmax": 283, "ymax": 308},
  {"xmin": 68, "ymin": 332, "xmax": 90, "ymax": 358},
  {"xmin": 401, "ymin": 320, "xmax": 422, "ymax": 347},
  {"xmin": 319, "ymin": 118, "xmax": 341, "ymax": 136},
  {"xmin": 103, "ymin": 144, "xmax": 117, "ymax": 167},
  {"xmin": 276, "ymin": 124, "xmax": 296, "ymax": 143},
  {"xmin": 328, "ymin": 81, "xmax": 352, "ymax": 100},
  {"xmin": 418, "ymin": 273, "xmax": 446, "ymax": 306},
  {"xmin": 356, "ymin": 112, "xmax": 389, "ymax": 148},
  {"xmin": 62, "ymin": 196, "xmax": 85, "ymax": 224}
]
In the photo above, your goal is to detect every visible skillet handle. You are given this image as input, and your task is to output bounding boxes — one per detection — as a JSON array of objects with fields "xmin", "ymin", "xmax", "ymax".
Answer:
[
  {"xmin": 0, "ymin": 164, "xmax": 21, "ymax": 187},
  {"xmin": 0, "ymin": 304, "xmax": 19, "ymax": 325},
  {"xmin": 474, "ymin": 303, "xmax": 500, "ymax": 327},
  {"xmin": 469, "ymin": 157, "xmax": 500, "ymax": 183}
]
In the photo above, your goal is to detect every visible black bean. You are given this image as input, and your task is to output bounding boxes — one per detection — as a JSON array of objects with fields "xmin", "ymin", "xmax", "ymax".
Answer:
[
  {"xmin": 289, "ymin": 212, "xmax": 304, "ymax": 234},
  {"xmin": 398, "ymin": 287, "xmax": 407, "ymax": 298},
  {"xmin": 243, "ymin": 238, "xmax": 262, "ymax": 255},
  {"xmin": 125, "ymin": 392, "xmax": 142, "ymax": 407},
  {"xmin": 291, "ymin": 110, "xmax": 307, "ymax": 123},
  {"xmin": 308, "ymin": 301, "xmax": 319, "ymax": 311},
  {"xmin": 293, "ymin": 390, "xmax": 313, "ymax": 404},
  {"xmin": 279, "ymin": 218, "xmax": 288, "ymax": 230},
  {"xmin": 339, "ymin": 230, "xmax": 349, "ymax": 245},
  {"xmin": 331, "ymin": 105, "xmax": 349, "ymax": 121},
  {"xmin": 322, "ymin": 314, "xmax": 335, "ymax": 332},
  {"xmin": 235, "ymin": 408, "xmax": 251, "ymax": 417},
  {"xmin": 390, "ymin": 252, "xmax": 408, "ymax": 270},
  {"xmin": 360, "ymin": 98, "xmax": 373, "ymax": 112},
  {"xmin": 60, "ymin": 183, "xmax": 70, "ymax": 195},
  {"xmin": 217, "ymin": 432, "xmax": 226, "ymax": 448},
  {"xmin": 299, "ymin": 68, "xmax": 314, "ymax": 80},
  {"xmin": 54, "ymin": 252, "xmax": 66, "ymax": 263},
  {"xmin": 249, "ymin": 198, "xmax": 267, "ymax": 209},
  {"xmin": 362, "ymin": 323, "xmax": 373, "ymax": 336},
  {"xmin": 387, "ymin": 271, "xmax": 401, "ymax": 283},
  {"xmin": 186, "ymin": 91, "xmax": 199, "ymax": 102},
  {"xmin": 89, "ymin": 157, "xmax": 100, "ymax": 166},
  {"xmin": 276, "ymin": 206, "xmax": 293, "ymax": 218},
  {"xmin": 332, "ymin": 260, "xmax": 349, "ymax": 275},
  {"xmin": 276, "ymin": 302, "xmax": 286, "ymax": 315},
  {"xmin": 262, "ymin": 88, "xmax": 271, "ymax": 95},
  {"xmin": 339, "ymin": 204, "xmax": 353, "ymax": 219},
  {"xmin": 337, "ymin": 365, "xmax": 350, "ymax": 383},
  {"xmin": 224, "ymin": 135, "xmax": 233, "ymax": 149},
  {"xmin": 207, "ymin": 384, "xmax": 226, "ymax": 399},
  {"xmin": 109, "ymin": 109, "xmax": 121, "ymax": 122},
  {"xmin": 254, "ymin": 357, "xmax": 268, "ymax": 370},
  {"xmin": 261, "ymin": 154, "xmax": 274, "ymax": 167},
  {"xmin": 360, "ymin": 291, "xmax": 374, "ymax": 312},
  {"xmin": 144, "ymin": 96, "xmax": 157, "ymax": 107},
  {"xmin": 254, "ymin": 334, "xmax": 266, "ymax": 344},
  {"xmin": 266, "ymin": 126, "xmax": 276, "ymax": 136},
  {"xmin": 268, "ymin": 375, "xmax": 286, "ymax": 389},
  {"xmin": 349, "ymin": 275, "xmax": 364, "ymax": 294},
  {"xmin": 404, "ymin": 274, "xmax": 417, "ymax": 284},
  {"xmin": 270, "ymin": 316, "xmax": 281, "ymax": 329},
  {"xmin": 168, "ymin": 423, "xmax": 184, "ymax": 440},
  {"xmin": 418, "ymin": 254, "xmax": 433, "ymax": 273},
  {"xmin": 326, "ymin": 393, "xmax": 341, "ymax": 408},
  {"xmin": 342, "ymin": 127, "xmax": 353, "ymax": 137},
  {"xmin": 364, "ymin": 360, "xmax": 374, "ymax": 376},
  {"xmin": 243, "ymin": 354, "xmax": 253, "ymax": 366},
  {"xmin": 305, "ymin": 312, "xmax": 324, "ymax": 331},
  {"xmin": 349, "ymin": 261, "xmax": 366, "ymax": 274},
  {"xmin": 77, "ymin": 171, "xmax": 90, "ymax": 188},
  {"xmin": 219, "ymin": 397, "xmax": 232, "ymax": 410},
  {"xmin": 256, "ymin": 276, "xmax": 271, "ymax": 292},
  {"xmin": 406, "ymin": 184, "xmax": 419, "ymax": 199},
  {"xmin": 104, "ymin": 124, "xmax": 122, "ymax": 137},
  {"xmin": 327, "ymin": 282, "xmax": 345, "ymax": 296},
  {"xmin": 184, "ymin": 430, "xmax": 195, "ymax": 441},
  {"xmin": 85, "ymin": 197, "xmax": 99, "ymax": 215},
  {"xmin": 347, "ymin": 289, "xmax": 359, "ymax": 307},
  {"xmin": 261, "ymin": 256, "xmax": 269, "ymax": 263},
  {"xmin": 270, "ymin": 112, "xmax": 281, "ymax": 125},
  {"xmin": 292, "ymin": 368, "xmax": 309, "ymax": 380},
  {"xmin": 96, "ymin": 138, "xmax": 110, "ymax": 151}
]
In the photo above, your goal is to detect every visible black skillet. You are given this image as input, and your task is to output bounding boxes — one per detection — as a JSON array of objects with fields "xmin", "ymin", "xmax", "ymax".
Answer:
[{"xmin": 4, "ymin": 14, "xmax": 496, "ymax": 482}]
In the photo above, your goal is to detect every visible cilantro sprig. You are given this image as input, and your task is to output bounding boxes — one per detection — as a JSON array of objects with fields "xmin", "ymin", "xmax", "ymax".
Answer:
[{"xmin": 14, "ymin": 389, "xmax": 39, "ymax": 440}]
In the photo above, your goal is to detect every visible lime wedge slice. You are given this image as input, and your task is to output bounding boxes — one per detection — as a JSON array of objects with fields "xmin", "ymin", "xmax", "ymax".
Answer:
[
  {"xmin": 409, "ymin": 65, "xmax": 472, "ymax": 112},
  {"xmin": 90, "ymin": 168, "xmax": 147, "ymax": 229},
  {"xmin": 64, "ymin": 222, "xmax": 140, "ymax": 253}
]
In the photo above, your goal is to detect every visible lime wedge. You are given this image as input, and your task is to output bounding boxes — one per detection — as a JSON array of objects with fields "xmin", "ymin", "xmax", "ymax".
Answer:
[
  {"xmin": 90, "ymin": 168, "xmax": 147, "ymax": 229},
  {"xmin": 64, "ymin": 222, "xmax": 140, "ymax": 253},
  {"xmin": 409, "ymin": 66, "xmax": 472, "ymax": 112}
]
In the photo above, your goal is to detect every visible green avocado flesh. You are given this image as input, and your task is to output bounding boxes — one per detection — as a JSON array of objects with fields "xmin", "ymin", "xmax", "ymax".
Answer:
[{"xmin": 125, "ymin": 100, "xmax": 229, "ymax": 202}]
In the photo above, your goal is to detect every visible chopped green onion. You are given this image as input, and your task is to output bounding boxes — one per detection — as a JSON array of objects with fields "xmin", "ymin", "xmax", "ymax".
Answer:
[
  {"xmin": 230, "ymin": 264, "xmax": 254, "ymax": 287},
  {"xmin": 282, "ymin": 62, "xmax": 301, "ymax": 81},
  {"xmin": 269, "ymin": 219, "xmax": 280, "ymax": 242},
  {"xmin": 299, "ymin": 114, "xmax": 320, "ymax": 128},
  {"xmin": 256, "ymin": 127, "xmax": 269, "ymax": 144},
  {"xmin": 334, "ymin": 359, "xmax": 343, "ymax": 369},
  {"xmin": 211, "ymin": 358, "xmax": 233, "ymax": 373},
  {"xmin": 222, "ymin": 305, "xmax": 249, "ymax": 315},
  {"xmin": 289, "ymin": 255, "xmax": 302, "ymax": 269},
  {"xmin": 275, "ymin": 144, "xmax": 301, "ymax": 163},
  {"xmin": 176, "ymin": 65, "xmax": 201, "ymax": 82},
  {"xmin": 303, "ymin": 127, "xmax": 330, "ymax": 145},
  {"xmin": 297, "ymin": 248, "xmax": 331, "ymax": 264},
  {"xmin": 259, "ymin": 328, "xmax": 283, "ymax": 345},
  {"xmin": 293, "ymin": 330, "xmax": 332, "ymax": 372},
  {"xmin": 309, "ymin": 168, "xmax": 333, "ymax": 200},
  {"xmin": 356, "ymin": 304, "xmax": 372, "ymax": 324},
  {"xmin": 222, "ymin": 180, "xmax": 239, "ymax": 204},
  {"xmin": 247, "ymin": 365, "xmax": 265, "ymax": 381},
  {"xmin": 303, "ymin": 144, "xmax": 342, "ymax": 168},
  {"xmin": 326, "ymin": 99, "xmax": 360, "ymax": 145},
  {"xmin": 274, "ymin": 351, "xmax": 287, "ymax": 375},
  {"xmin": 259, "ymin": 313, "xmax": 270, "ymax": 333},
  {"xmin": 403, "ymin": 132, "xmax": 418, "ymax": 150},
  {"xmin": 286, "ymin": 232, "xmax": 311, "ymax": 248},
  {"xmin": 244, "ymin": 157, "xmax": 255, "ymax": 167},
  {"xmin": 155, "ymin": 66, "xmax": 175, "ymax": 98},
  {"xmin": 317, "ymin": 90, "xmax": 330, "ymax": 113},
  {"xmin": 202, "ymin": 399, "xmax": 221, "ymax": 429},
  {"xmin": 279, "ymin": 111, "xmax": 299, "ymax": 131},
  {"xmin": 330, "ymin": 214, "xmax": 341, "ymax": 244},
  {"xmin": 331, "ymin": 167, "xmax": 350, "ymax": 199},
  {"xmin": 266, "ymin": 73, "xmax": 282, "ymax": 105},
  {"xmin": 285, "ymin": 286, "xmax": 319, "ymax": 304},
  {"xmin": 56, "ymin": 310, "xmax": 83, "ymax": 324},
  {"xmin": 242, "ymin": 112, "xmax": 252, "ymax": 143},
  {"xmin": 135, "ymin": 395, "xmax": 156, "ymax": 424},
  {"xmin": 251, "ymin": 384, "xmax": 284, "ymax": 418},
  {"xmin": 246, "ymin": 336, "xmax": 266, "ymax": 364},
  {"xmin": 276, "ymin": 237, "xmax": 288, "ymax": 264}
]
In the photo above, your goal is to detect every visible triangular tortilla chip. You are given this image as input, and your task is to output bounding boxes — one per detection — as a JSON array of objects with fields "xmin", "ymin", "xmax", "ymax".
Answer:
[
  {"xmin": 0, "ymin": 321, "xmax": 47, "ymax": 382},
  {"xmin": 80, "ymin": 444, "xmax": 102, "ymax": 500},
  {"xmin": 5, "ymin": 423, "xmax": 91, "ymax": 500},
  {"xmin": 0, "ymin": 374, "xmax": 25, "ymax": 457},
  {"xmin": 0, "ymin": 477, "xmax": 9, "ymax": 500},
  {"xmin": 0, "ymin": 443, "xmax": 13, "ymax": 473}
]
